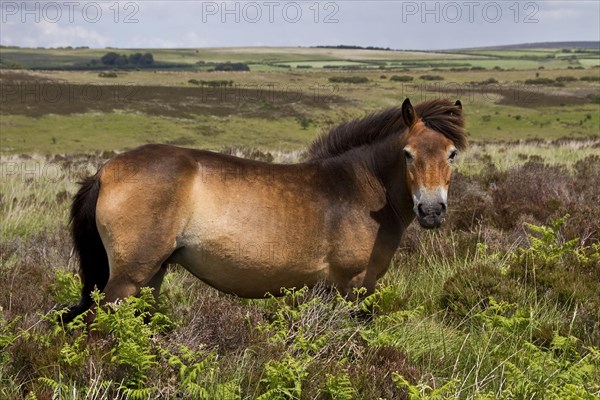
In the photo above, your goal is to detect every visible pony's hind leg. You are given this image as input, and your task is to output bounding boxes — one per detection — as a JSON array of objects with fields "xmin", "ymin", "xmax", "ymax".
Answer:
[
  {"xmin": 147, "ymin": 263, "xmax": 168, "ymax": 303},
  {"xmin": 100, "ymin": 240, "xmax": 175, "ymax": 308},
  {"xmin": 101, "ymin": 261, "xmax": 166, "ymax": 306}
]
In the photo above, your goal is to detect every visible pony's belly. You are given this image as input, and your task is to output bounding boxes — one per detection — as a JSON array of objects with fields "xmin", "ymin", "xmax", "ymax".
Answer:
[{"xmin": 173, "ymin": 243, "xmax": 331, "ymax": 298}]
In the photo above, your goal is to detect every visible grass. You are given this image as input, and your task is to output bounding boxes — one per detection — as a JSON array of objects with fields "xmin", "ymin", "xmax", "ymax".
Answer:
[
  {"xmin": 1, "ymin": 63, "xmax": 599, "ymax": 155},
  {"xmin": 0, "ymin": 47, "xmax": 480, "ymax": 70},
  {"xmin": 2, "ymin": 146, "xmax": 600, "ymax": 398},
  {"xmin": 460, "ymin": 139, "xmax": 600, "ymax": 173},
  {"xmin": 1, "ymin": 158, "xmax": 599, "ymax": 397},
  {"xmin": 464, "ymin": 104, "xmax": 600, "ymax": 141},
  {"xmin": 0, "ymin": 114, "xmax": 315, "ymax": 155},
  {"xmin": 2, "ymin": 105, "xmax": 598, "ymax": 155},
  {"xmin": 2, "ymin": 46, "xmax": 598, "ymax": 70}
]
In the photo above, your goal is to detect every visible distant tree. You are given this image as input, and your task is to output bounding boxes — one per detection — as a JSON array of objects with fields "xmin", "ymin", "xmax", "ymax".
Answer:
[
  {"xmin": 214, "ymin": 62, "xmax": 250, "ymax": 71},
  {"xmin": 100, "ymin": 52, "xmax": 120, "ymax": 65},
  {"xmin": 99, "ymin": 51, "xmax": 152, "ymax": 67},
  {"xmin": 129, "ymin": 52, "xmax": 143, "ymax": 64},
  {"xmin": 139, "ymin": 53, "xmax": 154, "ymax": 66},
  {"xmin": 114, "ymin": 55, "xmax": 128, "ymax": 66}
]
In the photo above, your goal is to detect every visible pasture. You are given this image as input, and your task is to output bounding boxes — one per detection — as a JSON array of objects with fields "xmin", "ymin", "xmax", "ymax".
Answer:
[{"xmin": 0, "ymin": 46, "xmax": 599, "ymax": 399}]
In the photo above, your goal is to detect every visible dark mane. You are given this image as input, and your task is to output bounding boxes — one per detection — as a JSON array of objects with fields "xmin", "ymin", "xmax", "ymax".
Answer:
[{"xmin": 306, "ymin": 99, "xmax": 467, "ymax": 160}]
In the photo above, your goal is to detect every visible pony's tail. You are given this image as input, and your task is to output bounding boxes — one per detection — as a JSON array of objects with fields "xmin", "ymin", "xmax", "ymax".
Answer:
[{"xmin": 62, "ymin": 173, "xmax": 109, "ymax": 323}]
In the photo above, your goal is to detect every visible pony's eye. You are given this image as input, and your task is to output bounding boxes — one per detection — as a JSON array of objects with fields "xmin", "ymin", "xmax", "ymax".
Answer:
[
  {"xmin": 404, "ymin": 149, "xmax": 414, "ymax": 161},
  {"xmin": 449, "ymin": 150, "xmax": 458, "ymax": 162}
]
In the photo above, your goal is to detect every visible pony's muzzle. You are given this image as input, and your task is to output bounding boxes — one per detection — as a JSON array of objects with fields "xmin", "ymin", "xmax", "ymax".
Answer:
[{"xmin": 416, "ymin": 200, "xmax": 447, "ymax": 229}]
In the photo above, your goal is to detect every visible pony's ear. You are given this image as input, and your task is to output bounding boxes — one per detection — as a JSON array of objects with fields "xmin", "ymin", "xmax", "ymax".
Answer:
[
  {"xmin": 454, "ymin": 100, "xmax": 462, "ymax": 109},
  {"xmin": 401, "ymin": 98, "xmax": 416, "ymax": 127}
]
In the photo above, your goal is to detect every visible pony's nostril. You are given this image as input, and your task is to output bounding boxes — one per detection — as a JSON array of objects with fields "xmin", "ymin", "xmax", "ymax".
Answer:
[
  {"xmin": 439, "ymin": 203, "xmax": 447, "ymax": 214},
  {"xmin": 417, "ymin": 204, "xmax": 426, "ymax": 218},
  {"xmin": 418, "ymin": 203, "xmax": 446, "ymax": 219}
]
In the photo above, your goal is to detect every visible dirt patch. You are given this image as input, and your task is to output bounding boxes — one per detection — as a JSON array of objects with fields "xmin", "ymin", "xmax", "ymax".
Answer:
[
  {"xmin": 0, "ymin": 71, "xmax": 348, "ymax": 119},
  {"xmin": 412, "ymin": 80, "xmax": 596, "ymax": 108},
  {"xmin": 496, "ymin": 85, "xmax": 597, "ymax": 108}
]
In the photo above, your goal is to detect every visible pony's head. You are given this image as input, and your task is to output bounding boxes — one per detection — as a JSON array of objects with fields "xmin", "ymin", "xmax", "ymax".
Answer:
[{"xmin": 401, "ymin": 98, "xmax": 465, "ymax": 229}]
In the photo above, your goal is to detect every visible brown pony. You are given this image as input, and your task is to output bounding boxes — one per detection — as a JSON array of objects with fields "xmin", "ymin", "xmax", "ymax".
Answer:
[{"xmin": 63, "ymin": 98, "xmax": 466, "ymax": 322}]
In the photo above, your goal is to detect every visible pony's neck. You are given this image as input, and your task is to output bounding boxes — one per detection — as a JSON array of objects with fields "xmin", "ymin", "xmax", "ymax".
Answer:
[
  {"xmin": 370, "ymin": 133, "xmax": 414, "ymax": 225},
  {"xmin": 332, "ymin": 132, "xmax": 414, "ymax": 227}
]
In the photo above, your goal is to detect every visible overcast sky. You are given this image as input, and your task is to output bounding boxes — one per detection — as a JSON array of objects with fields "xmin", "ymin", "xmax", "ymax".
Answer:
[{"xmin": 1, "ymin": 1, "xmax": 599, "ymax": 49}]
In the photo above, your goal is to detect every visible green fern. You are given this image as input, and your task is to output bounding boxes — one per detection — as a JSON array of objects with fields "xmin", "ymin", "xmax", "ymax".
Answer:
[
  {"xmin": 168, "ymin": 345, "xmax": 240, "ymax": 399},
  {"xmin": 392, "ymin": 373, "xmax": 459, "ymax": 400},
  {"xmin": 52, "ymin": 270, "xmax": 82, "ymax": 305},
  {"xmin": 257, "ymin": 354, "xmax": 309, "ymax": 400},
  {"xmin": 322, "ymin": 373, "xmax": 356, "ymax": 400},
  {"xmin": 91, "ymin": 288, "xmax": 173, "ymax": 388},
  {"xmin": 0, "ymin": 308, "xmax": 19, "ymax": 362},
  {"xmin": 38, "ymin": 375, "xmax": 70, "ymax": 399},
  {"xmin": 522, "ymin": 215, "xmax": 599, "ymax": 268},
  {"xmin": 118, "ymin": 386, "xmax": 156, "ymax": 400}
]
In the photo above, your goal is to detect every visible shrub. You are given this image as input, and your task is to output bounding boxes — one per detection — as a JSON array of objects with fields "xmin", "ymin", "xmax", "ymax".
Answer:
[
  {"xmin": 511, "ymin": 216, "xmax": 600, "ymax": 344},
  {"xmin": 524, "ymin": 78, "xmax": 563, "ymax": 86},
  {"xmin": 390, "ymin": 75, "xmax": 413, "ymax": 82},
  {"xmin": 480, "ymin": 77, "xmax": 499, "ymax": 84},
  {"xmin": 439, "ymin": 252, "xmax": 523, "ymax": 320},
  {"xmin": 328, "ymin": 76, "xmax": 369, "ymax": 84},
  {"xmin": 555, "ymin": 76, "xmax": 577, "ymax": 82},
  {"xmin": 214, "ymin": 62, "xmax": 250, "ymax": 71},
  {"xmin": 490, "ymin": 161, "xmax": 572, "ymax": 229},
  {"xmin": 188, "ymin": 79, "xmax": 233, "ymax": 87},
  {"xmin": 419, "ymin": 75, "xmax": 444, "ymax": 81}
]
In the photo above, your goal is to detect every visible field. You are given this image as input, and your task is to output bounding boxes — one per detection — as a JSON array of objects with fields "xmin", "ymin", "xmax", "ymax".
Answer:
[{"xmin": 1, "ymin": 45, "xmax": 600, "ymax": 399}]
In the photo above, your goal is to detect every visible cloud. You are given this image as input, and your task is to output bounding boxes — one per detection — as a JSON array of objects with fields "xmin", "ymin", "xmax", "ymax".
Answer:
[
  {"xmin": 2, "ymin": 20, "xmax": 110, "ymax": 48},
  {"xmin": 126, "ymin": 32, "xmax": 213, "ymax": 49},
  {"xmin": 0, "ymin": 1, "xmax": 598, "ymax": 49}
]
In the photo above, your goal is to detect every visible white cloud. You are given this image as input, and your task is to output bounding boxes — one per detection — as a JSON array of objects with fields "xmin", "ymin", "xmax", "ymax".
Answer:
[
  {"xmin": 126, "ymin": 32, "xmax": 212, "ymax": 49},
  {"xmin": 0, "ymin": 1, "xmax": 598, "ymax": 49},
  {"xmin": 2, "ymin": 20, "xmax": 110, "ymax": 48}
]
